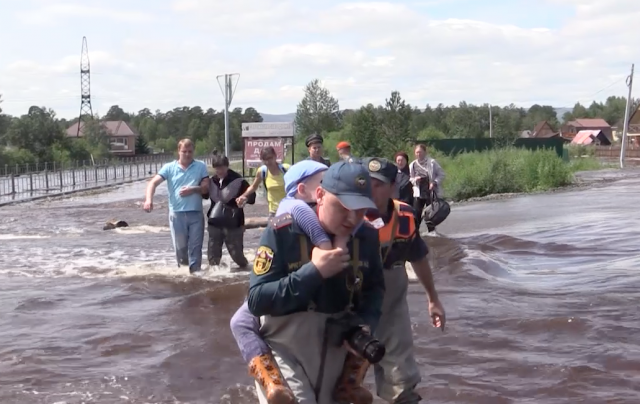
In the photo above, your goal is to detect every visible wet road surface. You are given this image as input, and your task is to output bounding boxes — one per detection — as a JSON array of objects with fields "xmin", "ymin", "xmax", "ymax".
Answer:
[{"xmin": 1, "ymin": 172, "xmax": 639, "ymax": 403}]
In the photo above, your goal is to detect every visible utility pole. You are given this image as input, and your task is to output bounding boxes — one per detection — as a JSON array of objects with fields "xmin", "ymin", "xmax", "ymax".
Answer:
[
  {"xmin": 620, "ymin": 64, "xmax": 634, "ymax": 169},
  {"xmin": 489, "ymin": 104, "xmax": 493, "ymax": 138},
  {"xmin": 216, "ymin": 73, "xmax": 240, "ymax": 157}
]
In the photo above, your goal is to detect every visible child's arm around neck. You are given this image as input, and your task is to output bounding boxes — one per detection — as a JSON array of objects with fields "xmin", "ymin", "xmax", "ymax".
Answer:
[{"xmin": 277, "ymin": 198, "xmax": 332, "ymax": 250}]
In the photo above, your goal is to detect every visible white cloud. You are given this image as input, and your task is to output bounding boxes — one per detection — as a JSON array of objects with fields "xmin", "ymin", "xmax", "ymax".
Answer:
[
  {"xmin": 15, "ymin": 3, "xmax": 153, "ymax": 25},
  {"xmin": 1, "ymin": 0, "xmax": 638, "ymax": 118}
]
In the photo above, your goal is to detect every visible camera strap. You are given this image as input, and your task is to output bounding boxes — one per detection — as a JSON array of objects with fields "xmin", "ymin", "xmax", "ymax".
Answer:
[
  {"xmin": 346, "ymin": 237, "xmax": 360, "ymax": 312},
  {"xmin": 297, "ymin": 235, "xmax": 318, "ymax": 312}
]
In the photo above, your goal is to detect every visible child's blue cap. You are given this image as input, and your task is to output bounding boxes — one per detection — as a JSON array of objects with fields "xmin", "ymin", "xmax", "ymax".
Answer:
[{"xmin": 284, "ymin": 160, "xmax": 329, "ymax": 197}]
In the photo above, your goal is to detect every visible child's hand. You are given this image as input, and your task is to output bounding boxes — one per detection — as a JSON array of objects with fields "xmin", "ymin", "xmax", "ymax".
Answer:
[{"xmin": 333, "ymin": 235, "xmax": 349, "ymax": 250}]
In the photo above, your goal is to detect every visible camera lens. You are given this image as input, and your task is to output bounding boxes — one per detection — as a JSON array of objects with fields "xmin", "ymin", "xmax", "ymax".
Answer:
[
  {"xmin": 348, "ymin": 330, "xmax": 386, "ymax": 364},
  {"xmin": 362, "ymin": 340, "xmax": 385, "ymax": 364}
]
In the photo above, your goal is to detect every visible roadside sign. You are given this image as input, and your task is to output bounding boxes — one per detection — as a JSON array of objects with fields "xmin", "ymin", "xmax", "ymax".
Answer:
[
  {"xmin": 244, "ymin": 138, "xmax": 284, "ymax": 168},
  {"xmin": 242, "ymin": 122, "xmax": 294, "ymax": 138}
]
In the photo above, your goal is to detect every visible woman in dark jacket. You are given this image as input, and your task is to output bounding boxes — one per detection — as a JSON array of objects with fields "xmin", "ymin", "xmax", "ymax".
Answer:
[
  {"xmin": 203, "ymin": 154, "xmax": 256, "ymax": 269},
  {"xmin": 394, "ymin": 152, "xmax": 410, "ymax": 176},
  {"xmin": 394, "ymin": 152, "xmax": 413, "ymax": 206}
]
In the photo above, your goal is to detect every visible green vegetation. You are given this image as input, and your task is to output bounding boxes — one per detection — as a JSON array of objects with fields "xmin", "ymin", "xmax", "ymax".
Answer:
[
  {"xmin": 431, "ymin": 147, "xmax": 602, "ymax": 201},
  {"xmin": 0, "ymin": 80, "xmax": 624, "ymax": 200},
  {"xmin": 0, "ymin": 95, "xmax": 262, "ymax": 167}
]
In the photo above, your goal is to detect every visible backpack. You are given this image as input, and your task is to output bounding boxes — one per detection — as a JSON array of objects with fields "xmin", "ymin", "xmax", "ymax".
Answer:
[
  {"xmin": 260, "ymin": 164, "xmax": 287, "ymax": 199},
  {"xmin": 260, "ymin": 163, "xmax": 287, "ymax": 180}
]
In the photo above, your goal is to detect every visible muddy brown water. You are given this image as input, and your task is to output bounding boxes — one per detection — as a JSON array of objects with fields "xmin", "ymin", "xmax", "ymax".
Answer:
[{"xmin": 1, "ymin": 170, "xmax": 639, "ymax": 403}]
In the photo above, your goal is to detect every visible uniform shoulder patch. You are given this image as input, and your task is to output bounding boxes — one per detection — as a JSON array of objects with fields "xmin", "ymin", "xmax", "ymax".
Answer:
[
  {"xmin": 270, "ymin": 213, "xmax": 293, "ymax": 229},
  {"xmin": 253, "ymin": 246, "xmax": 274, "ymax": 275}
]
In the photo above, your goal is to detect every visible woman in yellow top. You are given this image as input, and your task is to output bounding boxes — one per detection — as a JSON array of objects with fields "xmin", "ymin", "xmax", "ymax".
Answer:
[{"xmin": 236, "ymin": 147, "xmax": 290, "ymax": 217}]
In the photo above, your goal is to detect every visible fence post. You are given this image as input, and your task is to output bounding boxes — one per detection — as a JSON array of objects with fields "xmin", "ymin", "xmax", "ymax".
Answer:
[
  {"xmin": 45, "ymin": 170, "xmax": 49, "ymax": 190},
  {"xmin": 10, "ymin": 173, "xmax": 15, "ymax": 194},
  {"xmin": 95, "ymin": 167, "xmax": 98, "ymax": 182},
  {"xmin": 59, "ymin": 169, "xmax": 63, "ymax": 189},
  {"xmin": 137, "ymin": 164, "xmax": 139, "ymax": 177},
  {"xmin": 29, "ymin": 173, "xmax": 33, "ymax": 193},
  {"xmin": 72, "ymin": 168, "xmax": 76, "ymax": 186}
]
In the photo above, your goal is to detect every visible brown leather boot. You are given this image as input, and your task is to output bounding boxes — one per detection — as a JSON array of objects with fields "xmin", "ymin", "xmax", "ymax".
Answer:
[
  {"xmin": 333, "ymin": 353, "xmax": 373, "ymax": 404},
  {"xmin": 248, "ymin": 354, "xmax": 296, "ymax": 404}
]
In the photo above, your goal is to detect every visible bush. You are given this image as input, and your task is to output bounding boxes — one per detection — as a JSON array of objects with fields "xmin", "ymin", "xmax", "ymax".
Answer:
[
  {"xmin": 436, "ymin": 147, "xmax": 575, "ymax": 201},
  {"xmin": 565, "ymin": 144, "xmax": 595, "ymax": 159}
]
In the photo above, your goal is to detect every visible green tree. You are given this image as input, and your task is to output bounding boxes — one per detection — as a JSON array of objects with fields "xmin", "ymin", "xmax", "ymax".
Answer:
[
  {"xmin": 346, "ymin": 104, "xmax": 383, "ymax": 157},
  {"xmin": 205, "ymin": 122, "xmax": 224, "ymax": 154},
  {"xmin": 417, "ymin": 126, "xmax": 446, "ymax": 141},
  {"xmin": 104, "ymin": 105, "xmax": 130, "ymax": 121},
  {"xmin": 3, "ymin": 106, "xmax": 66, "ymax": 161},
  {"xmin": 378, "ymin": 91, "xmax": 413, "ymax": 145},
  {"xmin": 82, "ymin": 118, "xmax": 111, "ymax": 159},
  {"xmin": 294, "ymin": 79, "xmax": 342, "ymax": 138},
  {"xmin": 523, "ymin": 104, "xmax": 559, "ymax": 130},
  {"xmin": 135, "ymin": 135, "xmax": 150, "ymax": 154}
]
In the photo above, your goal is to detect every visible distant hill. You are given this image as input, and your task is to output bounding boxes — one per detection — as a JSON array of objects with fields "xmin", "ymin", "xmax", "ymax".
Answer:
[
  {"xmin": 261, "ymin": 113, "xmax": 296, "ymax": 122},
  {"xmin": 554, "ymin": 108, "xmax": 572, "ymax": 119},
  {"xmin": 261, "ymin": 108, "xmax": 573, "ymax": 123}
]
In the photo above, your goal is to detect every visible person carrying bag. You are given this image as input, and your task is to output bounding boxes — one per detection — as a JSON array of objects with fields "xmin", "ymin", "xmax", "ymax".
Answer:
[{"xmin": 204, "ymin": 154, "xmax": 256, "ymax": 270}]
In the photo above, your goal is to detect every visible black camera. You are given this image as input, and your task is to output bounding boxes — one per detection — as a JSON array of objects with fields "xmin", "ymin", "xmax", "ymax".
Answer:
[
  {"xmin": 326, "ymin": 314, "xmax": 386, "ymax": 364},
  {"xmin": 344, "ymin": 326, "xmax": 386, "ymax": 364}
]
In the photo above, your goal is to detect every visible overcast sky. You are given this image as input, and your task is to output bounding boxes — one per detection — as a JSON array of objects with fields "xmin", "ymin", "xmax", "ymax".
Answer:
[{"xmin": 0, "ymin": 0, "xmax": 637, "ymax": 119}]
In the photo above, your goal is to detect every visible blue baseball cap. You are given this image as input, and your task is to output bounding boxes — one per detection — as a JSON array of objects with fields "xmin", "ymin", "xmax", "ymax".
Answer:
[
  {"xmin": 284, "ymin": 160, "xmax": 328, "ymax": 197},
  {"xmin": 361, "ymin": 157, "xmax": 397, "ymax": 183},
  {"xmin": 321, "ymin": 160, "xmax": 376, "ymax": 210}
]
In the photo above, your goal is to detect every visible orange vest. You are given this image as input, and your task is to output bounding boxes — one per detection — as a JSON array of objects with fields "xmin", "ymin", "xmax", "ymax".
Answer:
[{"xmin": 367, "ymin": 200, "xmax": 417, "ymax": 266}]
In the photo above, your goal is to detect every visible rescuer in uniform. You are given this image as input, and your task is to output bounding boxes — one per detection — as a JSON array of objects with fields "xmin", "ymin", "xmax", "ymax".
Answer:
[
  {"xmin": 336, "ymin": 141, "xmax": 353, "ymax": 161},
  {"xmin": 247, "ymin": 161, "xmax": 386, "ymax": 403},
  {"xmin": 348, "ymin": 157, "xmax": 446, "ymax": 404},
  {"xmin": 305, "ymin": 133, "xmax": 332, "ymax": 166}
]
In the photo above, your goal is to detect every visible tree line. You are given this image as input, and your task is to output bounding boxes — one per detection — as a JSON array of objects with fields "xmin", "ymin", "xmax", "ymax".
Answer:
[
  {"xmin": 0, "ymin": 82, "xmax": 637, "ymax": 167},
  {"xmin": 293, "ymin": 79, "xmax": 639, "ymax": 161},
  {"xmin": 0, "ymin": 96, "xmax": 264, "ymax": 167}
]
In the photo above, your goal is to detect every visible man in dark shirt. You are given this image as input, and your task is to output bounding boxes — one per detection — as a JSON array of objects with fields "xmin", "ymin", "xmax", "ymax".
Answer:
[
  {"xmin": 247, "ymin": 161, "xmax": 384, "ymax": 403},
  {"xmin": 356, "ymin": 157, "xmax": 446, "ymax": 404}
]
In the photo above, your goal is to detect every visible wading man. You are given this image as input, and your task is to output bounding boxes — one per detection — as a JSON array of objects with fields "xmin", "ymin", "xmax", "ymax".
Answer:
[
  {"xmin": 357, "ymin": 157, "xmax": 446, "ymax": 404},
  {"xmin": 143, "ymin": 139, "xmax": 209, "ymax": 273},
  {"xmin": 247, "ymin": 161, "xmax": 385, "ymax": 403}
]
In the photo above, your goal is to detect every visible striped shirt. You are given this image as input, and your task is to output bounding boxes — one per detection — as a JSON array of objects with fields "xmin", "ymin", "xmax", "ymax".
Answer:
[{"xmin": 276, "ymin": 198, "xmax": 330, "ymax": 246}]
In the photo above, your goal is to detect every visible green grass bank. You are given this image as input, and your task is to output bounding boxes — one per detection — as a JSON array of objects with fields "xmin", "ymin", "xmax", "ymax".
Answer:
[
  {"xmin": 434, "ymin": 147, "xmax": 602, "ymax": 202},
  {"xmin": 207, "ymin": 144, "xmax": 603, "ymax": 202}
]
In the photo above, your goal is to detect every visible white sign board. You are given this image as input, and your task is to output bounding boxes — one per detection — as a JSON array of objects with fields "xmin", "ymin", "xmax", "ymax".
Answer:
[{"xmin": 242, "ymin": 122, "xmax": 294, "ymax": 138}]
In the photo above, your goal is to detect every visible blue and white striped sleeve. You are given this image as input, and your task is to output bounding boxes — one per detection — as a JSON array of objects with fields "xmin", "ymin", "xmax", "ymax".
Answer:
[
  {"xmin": 290, "ymin": 203, "xmax": 331, "ymax": 246},
  {"xmin": 275, "ymin": 198, "xmax": 330, "ymax": 246}
]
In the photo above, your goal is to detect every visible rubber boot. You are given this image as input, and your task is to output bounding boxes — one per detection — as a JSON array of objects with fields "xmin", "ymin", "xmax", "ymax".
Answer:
[
  {"xmin": 333, "ymin": 352, "xmax": 373, "ymax": 404},
  {"xmin": 248, "ymin": 353, "xmax": 296, "ymax": 404}
]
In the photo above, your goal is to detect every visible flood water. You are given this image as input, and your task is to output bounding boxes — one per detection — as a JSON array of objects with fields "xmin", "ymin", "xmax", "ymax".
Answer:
[{"xmin": 1, "ymin": 170, "xmax": 639, "ymax": 403}]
